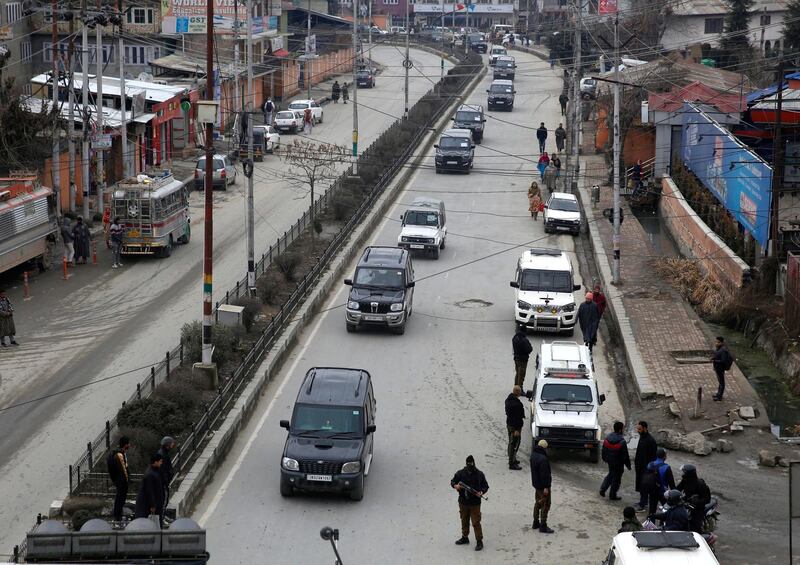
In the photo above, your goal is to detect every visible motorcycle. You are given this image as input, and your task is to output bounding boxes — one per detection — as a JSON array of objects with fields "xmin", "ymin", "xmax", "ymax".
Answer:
[{"xmin": 685, "ymin": 496, "xmax": 720, "ymax": 552}]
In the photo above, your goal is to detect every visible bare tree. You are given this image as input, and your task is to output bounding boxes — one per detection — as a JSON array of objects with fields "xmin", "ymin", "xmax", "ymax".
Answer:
[{"xmin": 282, "ymin": 139, "xmax": 350, "ymax": 248}]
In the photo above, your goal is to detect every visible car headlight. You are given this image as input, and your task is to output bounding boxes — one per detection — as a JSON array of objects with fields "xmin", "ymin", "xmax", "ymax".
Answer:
[
  {"xmin": 573, "ymin": 218, "xmax": 582, "ymax": 224},
  {"xmin": 562, "ymin": 303, "xmax": 576, "ymax": 313},
  {"xmin": 282, "ymin": 457, "xmax": 299, "ymax": 471},
  {"xmin": 390, "ymin": 302, "xmax": 404, "ymax": 312},
  {"xmin": 426, "ymin": 238, "xmax": 435, "ymax": 244},
  {"xmin": 584, "ymin": 429, "xmax": 596, "ymax": 439},
  {"xmin": 401, "ymin": 236, "xmax": 409, "ymax": 242},
  {"xmin": 539, "ymin": 427, "xmax": 550, "ymax": 437},
  {"xmin": 347, "ymin": 300, "xmax": 360, "ymax": 310},
  {"xmin": 341, "ymin": 461, "xmax": 361, "ymax": 473},
  {"xmin": 517, "ymin": 300, "xmax": 531, "ymax": 310}
]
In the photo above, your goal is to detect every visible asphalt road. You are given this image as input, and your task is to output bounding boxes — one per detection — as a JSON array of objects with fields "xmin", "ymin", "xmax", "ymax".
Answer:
[
  {"xmin": 0, "ymin": 45, "xmax": 452, "ymax": 555},
  {"xmin": 192, "ymin": 50, "xmax": 630, "ymax": 564}
]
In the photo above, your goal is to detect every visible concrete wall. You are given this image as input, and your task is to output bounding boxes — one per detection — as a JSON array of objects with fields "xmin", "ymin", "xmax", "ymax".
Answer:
[
  {"xmin": 659, "ymin": 176, "xmax": 751, "ymax": 298},
  {"xmin": 662, "ymin": 10, "xmax": 785, "ymax": 54}
]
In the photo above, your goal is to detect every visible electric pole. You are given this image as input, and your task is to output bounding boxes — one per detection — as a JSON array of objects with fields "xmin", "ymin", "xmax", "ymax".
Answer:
[
  {"xmin": 306, "ymin": 0, "xmax": 312, "ymax": 99},
  {"xmin": 234, "ymin": 3, "xmax": 240, "ymax": 118},
  {"xmin": 771, "ymin": 57, "xmax": 785, "ymax": 258},
  {"xmin": 367, "ymin": 0, "xmax": 372, "ymax": 75},
  {"xmin": 95, "ymin": 0, "xmax": 104, "ymax": 214},
  {"xmin": 403, "ymin": 0, "xmax": 409, "ymax": 120},
  {"xmin": 571, "ymin": 0, "xmax": 581, "ymax": 193},
  {"xmin": 351, "ymin": 0, "xmax": 358, "ymax": 174},
  {"xmin": 118, "ymin": 0, "xmax": 129, "ymax": 177},
  {"xmin": 51, "ymin": 0, "xmax": 61, "ymax": 215},
  {"xmin": 246, "ymin": 0, "xmax": 255, "ymax": 290},
  {"xmin": 202, "ymin": 0, "xmax": 215, "ymax": 365},
  {"xmin": 440, "ymin": 0, "xmax": 444, "ymax": 81},
  {"xmin": 81, "ymin": 0, "xmax": 90, "ymax": 219},
  {"xmin": 68, "ymin": 18, "xmax": 76, "ymax": 211},
  {"xmin": 612, "ymin": 12, "xmax": 621, "ymax": 283}
]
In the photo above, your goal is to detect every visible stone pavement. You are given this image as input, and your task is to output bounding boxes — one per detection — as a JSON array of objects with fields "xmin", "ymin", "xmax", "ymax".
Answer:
[{"xmin": 576, "ymin": 150, "xmax": 764, "ymax": 432}]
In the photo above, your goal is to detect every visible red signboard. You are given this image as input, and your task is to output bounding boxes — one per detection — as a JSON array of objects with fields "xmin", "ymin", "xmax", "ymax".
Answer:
[{"xmin": 598, "ymin": 0, "xmax": 617, "ymax": 14}]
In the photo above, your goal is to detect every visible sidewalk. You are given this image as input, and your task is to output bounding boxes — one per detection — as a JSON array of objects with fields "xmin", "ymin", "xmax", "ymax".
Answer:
[{"xmin": 576, "ymin": 143, "xmax": 765, "ymax": 432}]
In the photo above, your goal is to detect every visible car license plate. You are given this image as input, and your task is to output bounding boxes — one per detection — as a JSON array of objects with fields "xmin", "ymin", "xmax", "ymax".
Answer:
[
  {"xmin": 127, "ymin": 230, "xmax": 140, "ymax": 238},
  {"xmin": 306, "ymin": 474, "xmax": 332, "ymax": 482},
  {"xmin": 556, "ymin": 226, "xmax": 570, "ymax": 231},
  {"xmin": 364, "ymin": 315, "xmax": 383, "ymax": 321},
  {"xmin": 410, "ymin": 244, "xmax": 425, "ymax": 249},
  {"xmin": 447, "ymin": 160, "xmax": 458, "ymax": 164}
]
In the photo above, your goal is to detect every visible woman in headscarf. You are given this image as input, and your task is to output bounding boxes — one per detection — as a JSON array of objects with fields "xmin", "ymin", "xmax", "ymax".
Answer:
[
  {"xmin": 528, "ymin": 181, "xmax": 543, "ymax": 221},
  {"xmin": 537, "ymin": 152, "xmax": 550, "ymax": 181}
]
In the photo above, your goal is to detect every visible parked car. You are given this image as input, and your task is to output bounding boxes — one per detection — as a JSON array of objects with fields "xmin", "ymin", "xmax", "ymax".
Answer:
[
  {"xmin": 253, "ymin": 124, "xmax": 281, "ymax": 153},
  {"xmin": 356, "ymin": 68, "xmax": 376, "ymax": 88},
  {"xmin": 390, "ymin": 26, "xmax": 406, "ymax": 34},
  {"xmin": 370, "ymin": 25, "xmax": 388, "ymax": 35},
  {"xmin": 194, "ymin": 154, "xmax": 236, "ymax": 190},
  {"xmin": 274, "ymin": 110, "xmax": 303, "ymax": 134},
  {"xmin": 287, "ymin": 99, "xmax": 324, "ymax": 124}
]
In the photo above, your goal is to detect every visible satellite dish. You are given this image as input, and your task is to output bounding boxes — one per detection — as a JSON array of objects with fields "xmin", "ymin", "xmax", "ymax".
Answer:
[{"xmin": 137, "ymin": 72, "xmax": 154, "ymax": 82}]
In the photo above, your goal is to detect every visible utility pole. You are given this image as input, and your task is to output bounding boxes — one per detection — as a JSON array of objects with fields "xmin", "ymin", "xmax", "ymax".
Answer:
[
  {"xmin": 464, "ymin": 7, "xmax": 468, "ymax": 56},
  {"xmin": 440, "ymin": 0, "xmax": 444, "ymax": 81},
  {"xmin": 118, "ymin": 0, "xmax": 129, "ymax": 177},
  {"xmin": 570, "ymin": 0, "xmax": 581, "ymax": 192},
  {"xmin": 403, "ymin": 0, "xmax": 409, "ymax": 120},
  {"xmin": 611, "ymin": 12, "xmax": 621, "ymax": 283},
  {"xmin": 367, "ymin": 0, "xmax": 372, "ymax": 74},
  {"xmin": 306, "ymin": 0, "xmax": 312, "ymax": 99},
  {"xmin": 68, "ymin": 18, "xmax": 76, "ymax": 211},
  {"xmin": 234, "ymin": 3, "xmax": 240, "ymax": 117},
  {"xmin": 81, "ymin": 0, "xmax": 90, "ymax": 219},
  {"xmin": 351, "ymin": 0, "xmax": 358, "ymax": 174},
  {"xmin": 95, "ymin": 0, "xmax": 104, "ymax": 214},
  {"xmin": 246, "ymin": 0, "xmax": 255, "ymax": 290},
  {"xmin": 771, "ymin": 57, "xmax": 785, "ymax": 258},
  {"xmin": 202, "ymin": 0, "xmax": 215, "ymax": 365},
  {"xmin": 51, "ymin": 0, "xmax": 61, "ymax": 216}
]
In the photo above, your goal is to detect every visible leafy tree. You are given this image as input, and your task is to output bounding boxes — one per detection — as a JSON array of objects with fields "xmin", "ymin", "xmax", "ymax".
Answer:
[
  {"xmin": 720, "ymin": 0, "xmax": 754, "ymax": 67},
  {"xmin": 784, "ymin": 0, "xmax": 800, "ymax": 60}
]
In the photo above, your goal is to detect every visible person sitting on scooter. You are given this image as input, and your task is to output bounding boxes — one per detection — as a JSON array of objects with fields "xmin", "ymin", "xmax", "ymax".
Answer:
[
  {"xmin": 677, "ymin": 464, "xmax": 712, "ymax": 534},
  {"xmin": 650, "ymin": 490, "xmax": 690, "ymax": 531}
]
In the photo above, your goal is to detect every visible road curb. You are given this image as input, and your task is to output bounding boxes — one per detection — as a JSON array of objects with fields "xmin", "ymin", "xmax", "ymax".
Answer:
[{"xmin": 172, "ymin": 61, "xmax": 488, "ymax": 519}]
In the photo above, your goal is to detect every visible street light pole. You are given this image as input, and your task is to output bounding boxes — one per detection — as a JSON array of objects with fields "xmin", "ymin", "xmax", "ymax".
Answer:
[
  {"xmin": 81, "ymin": 0, "xmax": 90, "ymax": 219},
  {"xmin": 307, "ymin": 0, "xmax": 312, "ymax": 100},
  {"xmin": 246, "ymin": 0, "xmax": 255, "ymax": 290},
  {"xmin": 202, "ymin": 0, "xmax": 215, "ymax": 365},
  {"xmin": 368, "ymin": 0, "xmax": 372, "ymax": 74},
  {"xmin": 118, "ymin": 0, "xmax": 129, "ymax": 178},
  {"xmin": 352, "ymin": 0, "xmax": 358, "ymax": 174},
  {"xmin": 95, "ymin": 2, "xmax": 104, "ymax": 215},
  {"xmin": 611, "ymin": 13, "xmax": 621, "ymax": 283},
  {"xmin": 404, "ymin": 0, "xmax": 409, "ymax": 120},
  {"xmin": 51, "ymin": 0, "xmax": 61, "ymax": 216},
  {"xmin": 571, "ymin": 0, "xmax": 581, "ymax": 192}
]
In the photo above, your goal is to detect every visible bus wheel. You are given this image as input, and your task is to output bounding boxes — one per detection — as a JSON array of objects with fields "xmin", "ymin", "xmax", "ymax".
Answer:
[
  {"xmin": 178, "ymin": 225, "xmax": 191, "ymax": 244},
  {"xmin": 160, "ymin": 236, "xmax": 173, "ymax": 258}
]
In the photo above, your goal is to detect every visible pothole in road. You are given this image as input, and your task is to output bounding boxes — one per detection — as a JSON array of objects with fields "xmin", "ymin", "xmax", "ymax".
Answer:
[{"xmin": 454, "ymin": 298, "xmax": 493, "ymax": 309}]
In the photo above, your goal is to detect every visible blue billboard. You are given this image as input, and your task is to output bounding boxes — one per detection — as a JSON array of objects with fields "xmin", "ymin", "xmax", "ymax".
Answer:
[{"xmin": 681, "ymin": 102, "xmax": 773, "ymax": 247}]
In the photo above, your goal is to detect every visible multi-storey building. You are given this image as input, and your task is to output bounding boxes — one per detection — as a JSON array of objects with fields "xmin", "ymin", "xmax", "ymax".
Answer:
[{"xmin": 0, "ymin": 0, "xmax": 36, "ymax": 90}]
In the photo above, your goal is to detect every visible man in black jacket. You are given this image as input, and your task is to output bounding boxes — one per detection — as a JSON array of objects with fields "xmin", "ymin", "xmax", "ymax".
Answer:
[
  {"xmin": 677, "ymin": 464, "xmax": 711, "ymax": 534},
  {"xmin": 651, "ymin": 490, "xmax": 690, "ymax": 531},
  {"xmin": 711, "ymin": 336, "xmax": 733, "ymax": 401},
  {"xmin": 505, "ymin": 385, "xmax": 525, "ymax": 470},
  {"xmin": 530, "ymin": 439, "xmax": 554, "ymax": 533},
  {"xmin": 536, "ymin": 122, "xmax": 548, "ymax": 153},
  {"xmin": 107, "ymin": 436, "xmax": 130, "ymax": 522},
  {"xmin": 135, "ymin": 454, "xmax": 165, "ymax": 527},
  {"xmin": 451, "ymin": 455, "xmax": 489, "ymax": 551},
  {"xmin": 634, "ymin": 421, "xmax": 658, "ymax": 511},
  {"xmin": 577, "ymin": 292, "xmax": 600, "ymax": 352},
  {"xmin": 600, "ymin": 421, "xmax": 631, "ymax": 501},
  {"xmin": 512, "ymin": 327, "xmax": 533, "ymax": 387},
  {"xmin": 157, "ymin": 437, "xmax": 176, "ymax": 521}
]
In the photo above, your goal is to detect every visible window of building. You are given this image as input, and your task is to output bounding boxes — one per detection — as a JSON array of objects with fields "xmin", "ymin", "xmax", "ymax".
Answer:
[
  {"xmin": 760, "ymin": 14, "xmax": 771, "ymax": 26},
  {"xmin": 89, "ymin": 44, "xmax": 113, "ymax": 64},
  {"xmin": 20, "ymin": 40, "xmax": 31, "ymax": 62},
  {"xmin": 704, "ymin": 17, "xmax": 723, "ymax": 34},
  {"xmin": 127, "ymin": 7, "xmax": 154, "ymax": 24},
  {"xmin": 5, "ymin": 2, "xmax": 23, "ymax": 23},
  {"xmin": 42, "ymin": 41, "xmax": 69, "ymax": 63},
  {"xmin": 124, "ymin": 45, "xmax": 158, "ymax": 64},
  {"xmin": 383, "ymin": 0, "xmax": 398, "ymax": 4}
]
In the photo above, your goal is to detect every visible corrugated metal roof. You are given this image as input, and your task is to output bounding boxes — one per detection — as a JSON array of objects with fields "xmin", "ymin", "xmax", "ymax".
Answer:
[
  {"xmin": 30, "ymin": 74, "xmax": 189, "ymax": 103},
  {"xmin": 21, "ymin": 96, "xmax": 155, "ymax": 127}
]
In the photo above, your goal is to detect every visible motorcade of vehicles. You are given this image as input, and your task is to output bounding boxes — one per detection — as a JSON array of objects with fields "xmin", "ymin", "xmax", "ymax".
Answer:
[
  {"xmin": 603, "ymin": 531, "xmax": 719, "ymax": 565},
  {"xmin": 486, "ymin": 79, "xmax": 515, "ymax": 111},
  {"xmin": 397, "ymin": 197, "xmax": 447, "ymax": 259},
  {"xmin": 344, "ymin": 246, "xmax": 415, "ymax": 334},
  {"xmin": 287, "ymin": 99, "xmax": 324, "ymax": 124},
  {"xmin": 434, "ymin": 128, "xmax": 475, "ymax": 174},
  {"xmin": 279, "ymin": 367, "xmax": 377, "ymax": 501},
  {"xmin": 112, "ymin": 172, "xmax": 191, "ymax": 258},
  {"xmin": 493, "ymin": 55, "xmax": 516, "ymax": 80},
  {"xmin": 530, "ymin": 341, "xmax": 603, "ymax": 461},
  {"xmin": 543, "ymin": 191, "xmax": 581, "ymax": 235},
  {"xmin": 194, "ymin": 154, "xmax": 237, "ymax": 190},
  {"xmin": 489, "ymin": 45, "xmax": 507, "ymax": 65},
  {"xmin": 253, "ymin": 124, "xmax": 281, "ymax": 153},
  {"xmin": 274, "ymin": 110, "xmax": 304, "ymax": 134},
  {"xmin": 0, "ymin": 173, "xmax": 57, "ymax": 275},
  {"xmin": 510, "ymin": 247, "xmax": 581, "ymax": 334},
  {"xmin": 356, "ymin": 68, "xmax": 376, "ymax": 88},
  {"xmin": 451, "ymin": 104, "xmax": 485, "ymax": 143}
]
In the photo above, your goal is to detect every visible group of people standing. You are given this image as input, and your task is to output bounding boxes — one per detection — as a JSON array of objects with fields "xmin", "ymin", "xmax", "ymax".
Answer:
[
  {"xmin": 331, "ymin": 81, "xmax": 350, "ymax": 104},
  {"xmin": 60, "ymin": 216, "xmax": 92, "ymax": 266}
]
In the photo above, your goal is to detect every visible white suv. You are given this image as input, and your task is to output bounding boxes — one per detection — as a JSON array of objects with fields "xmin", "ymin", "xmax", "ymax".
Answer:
[
  {"xmin": 544, "ymin": 192, "xmax": 581, "ymax": 235},
  {"xmin": 287, "ymin": 99, "xmax": 324, "ymax": 124},
  {"xmin": 530, "ymin": 341, "xmax": 604, "ymax": 462},
  {"xmin": 397, "ymin": 197, "xmax": 447, "ymax": 259},
  {"xmin": 510, "ymin": 248, "xmax": 581, "ymax": 334}
]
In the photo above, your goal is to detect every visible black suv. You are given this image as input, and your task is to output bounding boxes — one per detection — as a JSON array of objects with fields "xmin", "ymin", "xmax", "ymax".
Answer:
[
  {"xmin": 279, "ymin": 367, "xmax": 376, "ymax": 501},
  {"xmin": 468, "ymin": 33, "xmax": 488, "ymax": 53},
  {"xmin": 486, "ymin": 79, "xmax": 515, "ymax": 111},
  {"xmin": 493, "ymin": 56, "xmax": 516, "ymax": 80},
  {"xmin": 356, "ymin": 68, "xmax": 376, "ymax": 88},
  {"xmin": 452, "ymin": 104, "xmax": 486, "ymax": 143},
  {"xmin": 344, "ymin": 246, "xmax": 415, "ymax": 334}
]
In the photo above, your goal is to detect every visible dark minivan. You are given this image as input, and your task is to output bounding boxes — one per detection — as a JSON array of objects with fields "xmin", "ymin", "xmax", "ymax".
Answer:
[{"xmin": 280, "ymin": 367, "xmax": 377, "ymax": 501}]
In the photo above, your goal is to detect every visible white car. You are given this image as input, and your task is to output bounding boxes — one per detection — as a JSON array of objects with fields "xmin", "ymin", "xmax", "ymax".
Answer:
[
  {"xmin": 274, "ymin": 110, "xmax": 303, "ymax": 134},
  {"xmin": 544, "ymin": 192, "xmax": 582, "ymax": 235},
  {"xmin": 501, "ymin": 33, "xmax": 523, "ymax": 46},
  {"xmin": 254, "ymin": 124, "xmax": 281, "ymax": 152},
  {"xmin": 287, "ymin": 99, "xmax": 324, "ymax": 124},
  {"xmin": 397, "ymin": 197, "xmax": 447, "ymax": 259},
  {"xmin": 489, "ymin": 45, "xmax": 507, "ymax": 66},
  {"xmin": 370, "ymin": 25, "xmax": 389, "ymax": 35}
]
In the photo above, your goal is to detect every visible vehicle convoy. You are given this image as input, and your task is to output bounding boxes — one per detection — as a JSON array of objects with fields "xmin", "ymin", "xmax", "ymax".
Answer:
[
  {"xmin": 194, "ymin": 154, "xmax": 237, "ymax": 190},
  {"xmin": 493, "ymin": 55, "xmax": 516, "ymax": 80},
  {"xmin": 0, "ymin": 173, "xmax": 57, "ymax": 275},
  {"xmin": 486, "ymin": 79, "xmax": 515, "ymax": 111},
  {"xmin": 112, "ymin": 172, "xmax": 191, "ymax": 258},
  {"xmin": 510, "ymin": 248, "xmax": 581, "ymax": 334},
  {"xmin": 397, "ymin": 197, "xmax": 447, "ymax": 258},
  {"xmin": 279, "ymin": 367, "xmax": 377, "ymax": 501},
  {"xmin": 530, "ymin": 341, "xmax": 604, "ymax": 462},
  {"xmin": 434, "ymin": 128, "xmax": 475, "ymax": 173},
  {"xmin": 451, "ymin": 104, "xmax": 486, "ymax": 143},
  {"xmin": 543, "ymin": 191, "xmax": 582, "ymax": 235},
  {"xmin": 287, "ymin": 99, "xmax": 323, "ymax": 123},
  {"xmin": 344, "ymin": 246, "xmax": 415, "ymax": 334},
  {"xmin": 603, "ymin": 531, "xmax": 719, "ymax": 565},
  {"xmin": 489, "ymin": 45, "xmax": 507, "ymax": 65}
]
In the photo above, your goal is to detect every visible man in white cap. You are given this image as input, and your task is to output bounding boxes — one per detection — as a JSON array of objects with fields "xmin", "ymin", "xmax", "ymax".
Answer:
[{"xmin": 530, "ymin": 439, "xmax": 554, "ymax": 533}]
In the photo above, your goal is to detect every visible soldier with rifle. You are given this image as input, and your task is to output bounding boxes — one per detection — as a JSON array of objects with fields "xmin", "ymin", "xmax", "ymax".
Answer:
[{"xmin": 451, "ymin": 455, "xmax": 490, "ymax": 551}]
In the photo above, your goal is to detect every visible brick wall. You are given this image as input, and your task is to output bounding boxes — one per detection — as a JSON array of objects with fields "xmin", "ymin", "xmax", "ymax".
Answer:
[{"xmin": 660, "ymin": 176, "xmax": 751, "ymax": 298}]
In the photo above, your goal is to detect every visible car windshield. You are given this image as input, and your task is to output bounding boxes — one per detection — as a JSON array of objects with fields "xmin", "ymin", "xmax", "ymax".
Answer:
[
  {"xmin": 292, "ymin": 404, "xmax": 363, "ymax": 436},
  {"xmin": 550, "ymin": 198, "xmax": 580, "ymax": 212},
  {"xmin": 357, "ymin": 70, "xmax": 371, "ymax": 76},
  {"xmin": 519, "ymin": 269, "xmax": 573, "ymax": 292},
  {"xmin": 439, "ymin": 136, "xmax": 470, "ymax": 149},
  {"xmin": 276, "ymin": 111, "xmax": 295, "ymax": 120},
  {"xmin": 288, "ymin": 102, "xmax": 308, "ymax": 110},
  {"xmin": 355, "ymin": 267, "xmax": 405, "ymax": 288},
  {"xmin": 490, "ymin": 84, "xmax": 512, "ymax": 93},
  {"xmin": 540, "ymin": 383, "xmax": 593, "ymax": 403},
  {"xmin": 405, "ymin": 210, "xmax": 439, "ymax": 227},
  {"xmin": 197, "ymin": 158, "xmax": 224, "ymax": 170},
  {"xmin": 496, "ymin": 60, "xmax": 513, "ymax": 68},
  {"xmin": 492, "ymin": 48, "xmax": 506, "ymax": 55},
  {"xmin": 456, "ymin": 111, "xmax": 481, "ymax": 122}
]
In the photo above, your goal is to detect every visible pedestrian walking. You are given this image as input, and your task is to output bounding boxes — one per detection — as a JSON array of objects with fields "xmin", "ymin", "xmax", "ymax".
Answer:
[
  {"xmin": 555, "ymin": 123, "xmax": 566, "ymax": 152},
  {"xmin": 640, "ymin": 461, "xmax": 662, "ymax": 515},
  {"xmin": 592, "ymin": 283, "xmax": 607, "ymax": 317},
  {"xmin": 263, "ymin": 98, "xmax": 275, "ymax": 125},
  {"xmin": 711, "ymin": 336, "xmax": 734, "ymax": 401},
  {"xmin": 303, "ymin": 107, "xmax": 313, "ymax": 135},
  {"xmin": 558, "ymin": 93, "xmax": 568, "ymax": 116},
  {"xmin": 505, "ymin": 385, "xmax": 525, "ymax": 470},
  {"xmin": 528, "ymin": 182, "xmax": 543, "ymax": 221},
  {"xmin": 530, "ymin": 439, "xmax": 555, "ymax": 533},
  {"xmin": 512, "ymin": 326, "xmax": 533, "ymax": 387},
  {"xmin": 600, "ymin": 421, "xmax": 631, "ymax": 501},
  {"xmin": 0, "ymin": 289, "xmax": 18, "ymax": 347},
  {"xmin": 331, "ymin": 81, "xmax": 341, "ymax": 103},
  {"xmin": 537, "ymin": 152, "xmax": 550, "ymax": 181},
  {"xmin": 102, "ymin": 208, "xmax": 111, "ymax": 249},
  {"xmin": 551, "ymin": 154, "xmax": 561, "ymax": 179},
  {"xmin": 157, "ymin": 436, "xmax": 176, "ymax": 522},
  {"xmin": 61, "ymin": 217, "xmax": 75, "ymax": 265},
  {"xmin": 618, "ymin": 506, "xmax": 643, "ymax": 532},
  {"xmin": 633, "ymin": 421, "xmax": 658, "ymax": 511},
  {"xmin": 577, "ymin": 292, "xmax": 600, "ymax": 352},
  {"xmin": 342, "ymin": 83, "xmax": 349, "ymax": 104},
  {"xmin": 549, "ymin": 53, "xmax": 555, "ymax": 69},
  {"xmin": 135, "ymin": 453, "xmax": 165, "ymax": 527},
  {"xmin": 110, "ymin": 217, "xmax": 124, "ymax": 269},
  {"xmin": 72, "ymin": 216, "xmax": 91, "ymax": 264},
  {"xmin": 544, "ymin": 162, "xmax": 557, "ymax": 193},
  {"xmin": 451, "ymin": 455, "xmax": 489, "ymax": 551},
  {"xmin": 676, "ymin": 464, "xmax": 711, "ymax": 534},
  {"xmin": 536, "ymin": 122, "xmax": 548, "ymax": 154},
  {"xmin": 107, "ymin": 436, "xmax": 130, "ymax": 522}
]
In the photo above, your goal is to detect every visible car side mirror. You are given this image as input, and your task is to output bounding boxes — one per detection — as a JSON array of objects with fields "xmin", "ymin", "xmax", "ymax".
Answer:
[
  {"xmin": 366, "ymin": 424, "xmax": 377, "ymax": 434},
  {"xmin": 485, "ymin": 89, "xmax": 490, "ymax": 93},
  {"xmin": 599, "ymin": 394, "xmax": 606, "ymax": 405},
  {"xmin": 434, "ymin": 144, "xmax": 439, "ymax": 149},
  {"xmin": 471, "ymin": 144, "xmax": 476, "ymax": 149},
  {"xmin": 513, "ymin": 91, "xmax": 517, "ymax": 94},
  {"xmin": 451, "ymin": 117, "xmax": 455, "ymax": 121},
  {"xmin": 573, "ymin": 284, "xmax": 581, "ymax": 291},
  {"xmin": 280, "ymin": 419, "xmax": 290, "ymax": 430},
  {"xmin": 406, "ymin": 281, "xmax": 415, "ymax": 288},
  {"xmin": 344, "ymin": 278, "xmax": 353, "ymax": 286},
  {"xmin": 482, "ymin": 118, "xmax": 487, "ymax": 122},
  {"xmin": 510, "ymin": 281, "xmax": 519, "ymax": 288}
]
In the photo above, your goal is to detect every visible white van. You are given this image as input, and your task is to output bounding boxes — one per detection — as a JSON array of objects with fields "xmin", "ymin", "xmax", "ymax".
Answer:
[
  {"xmin": 398, "ymin": 197, "xmax": 447, "ymax": 259},
  {"xmin": 604, "ymin": 531, "xmax": 719, "ymax": 565}
]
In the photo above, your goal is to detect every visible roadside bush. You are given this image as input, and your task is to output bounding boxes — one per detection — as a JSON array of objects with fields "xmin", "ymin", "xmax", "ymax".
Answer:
[
  {"xmin": 256, "ymin": 272, "xmax": 280, "ymax": 305},
  {"xmin": 62, "ymin": 496, "xmax": 105, "ymax": 517},
  {"xmin": 233, "ymin": 297, "xmax": 262, "ymax": 332},
  {"xmin": 116, "ymin": 427, "xmax": 161, "ymax": 474},
  {"xmin": 154, "ymin": 378, "xmax": 202, "ymax": 414},
  {"xmin": 180, "ymin": 321, "xmax": 239, "ymax": 369},
  {"xmin": 313, "ymin": 219, "xmax": 323, "ymax": 235},
  {"xmin": 275, "ymin": 252, "xmax": 300, "ymax": 282},
  {"xmin": 117, "ymin": 397, "xmax": 191, "ymax": 437}
]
